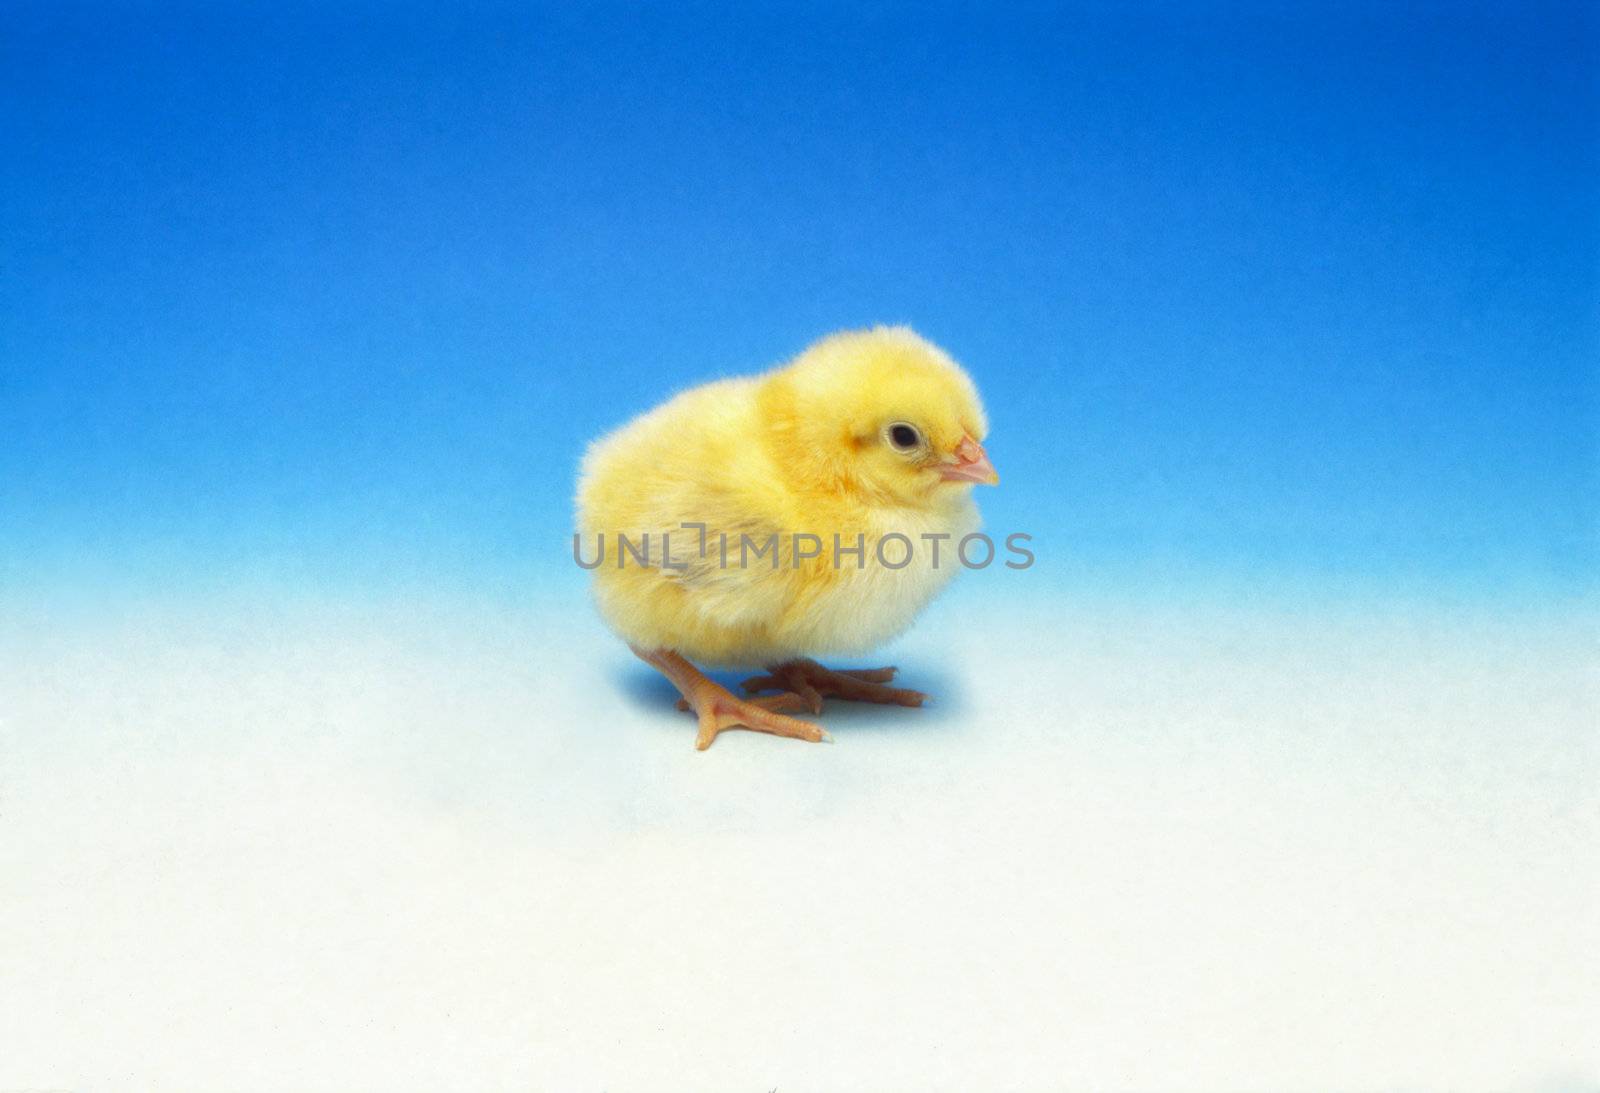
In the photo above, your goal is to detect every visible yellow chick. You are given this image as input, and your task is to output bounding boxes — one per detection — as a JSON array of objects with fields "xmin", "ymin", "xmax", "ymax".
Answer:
[{"xmin": 576, "ymin": 326, "xmax": 998, "ymax": 749}]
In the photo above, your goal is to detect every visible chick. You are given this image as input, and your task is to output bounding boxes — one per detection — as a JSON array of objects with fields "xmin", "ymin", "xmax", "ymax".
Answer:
[{"xmin": 576, "ymin": 326, "xmax": 998, "ymax": 749}]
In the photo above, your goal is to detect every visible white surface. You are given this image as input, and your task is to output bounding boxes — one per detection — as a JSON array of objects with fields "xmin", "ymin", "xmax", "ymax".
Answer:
[{"xmin": 2, "ymin": 589, "xmax": 1596, "ymax": 1091}]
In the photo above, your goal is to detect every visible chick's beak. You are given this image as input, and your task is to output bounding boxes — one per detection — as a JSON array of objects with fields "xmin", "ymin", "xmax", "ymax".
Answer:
[{"xmin": 938, "ymin": 434, "xmax": 999, "ymax": 485}]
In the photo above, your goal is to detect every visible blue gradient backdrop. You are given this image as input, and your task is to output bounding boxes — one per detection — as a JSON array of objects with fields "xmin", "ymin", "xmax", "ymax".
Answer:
[
  {"xmin": 3, "ymin": 1, "xmax": 1596, "ymax": 605},
  {"xmin": 4, "ymin": 10, "xmax": 1599, "ymax": 1086}
]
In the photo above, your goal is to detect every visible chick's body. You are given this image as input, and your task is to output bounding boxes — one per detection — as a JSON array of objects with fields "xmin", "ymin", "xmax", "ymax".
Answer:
[{"xmin": 577, "ymin": 327, "xmax": 997, "ymax": 747}]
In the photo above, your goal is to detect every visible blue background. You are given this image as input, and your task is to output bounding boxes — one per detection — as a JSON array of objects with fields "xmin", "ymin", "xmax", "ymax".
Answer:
[
  {"xmin": 4, "ymin": 0, "xmax": 1595, "ymax": 606},
  {"xmin": 4, "ymin": 9, "xmax": 1598, "ymax": 1086}
]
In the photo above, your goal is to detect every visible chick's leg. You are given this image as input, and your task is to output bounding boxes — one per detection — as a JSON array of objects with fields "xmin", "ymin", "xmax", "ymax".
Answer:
[
  {"xmin": 632, "ymin": 646, "xmax": 830, "ymax": 751},
  {"xmin": 741, "ymin": 658, "xmax": 928, "ymax": 714}
]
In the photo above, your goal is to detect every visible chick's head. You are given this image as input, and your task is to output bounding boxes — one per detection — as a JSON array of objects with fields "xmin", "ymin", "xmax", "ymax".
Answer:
[{"xmin": 761, "ymin": 326, "xmax": 997, "ymax": 509}]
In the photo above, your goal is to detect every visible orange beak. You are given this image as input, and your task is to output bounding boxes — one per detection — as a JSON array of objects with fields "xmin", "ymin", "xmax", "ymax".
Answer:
[{"xmin": 938, "ymin": 434, "xmax": 999, "ymax": 485}]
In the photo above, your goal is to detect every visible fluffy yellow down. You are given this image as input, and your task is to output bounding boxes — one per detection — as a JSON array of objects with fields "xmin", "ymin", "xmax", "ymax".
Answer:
[{"xmin": 575, "ymin": 326, "xmax": 991, "ymax": 666}]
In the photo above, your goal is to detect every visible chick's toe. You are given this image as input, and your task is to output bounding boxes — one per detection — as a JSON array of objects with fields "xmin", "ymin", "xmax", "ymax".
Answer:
[
  {"xmin": 742, "ymin": 658, "xmax": 928, "ymax": 713},
  {"xmin": 635, "ymin": 646, "xmax": 829, "ymax": 750}
]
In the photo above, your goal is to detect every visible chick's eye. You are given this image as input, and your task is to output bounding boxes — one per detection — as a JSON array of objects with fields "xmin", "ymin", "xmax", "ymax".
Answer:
[{"xmin": 888, "ymin": 423, "xmax": 921, "ymax": 450}]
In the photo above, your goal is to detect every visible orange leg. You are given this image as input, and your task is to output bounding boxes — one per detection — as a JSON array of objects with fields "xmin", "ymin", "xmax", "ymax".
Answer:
[
  {"xmin": 632, "ymin": 646, "xmax": 830, "ymax": 751},
  {"xmin": 741, "ymin": 657, "xmax": 928, "ymax": 714}
]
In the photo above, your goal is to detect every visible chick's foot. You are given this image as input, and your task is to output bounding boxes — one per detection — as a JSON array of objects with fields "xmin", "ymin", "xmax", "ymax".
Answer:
[
  {"xmin": 741, "ymin": 658, "xmax": 928, "ymax": 714},
  {"xmin": 633, "ymin": 646, "xmax": 830, "ymax": 751}
]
